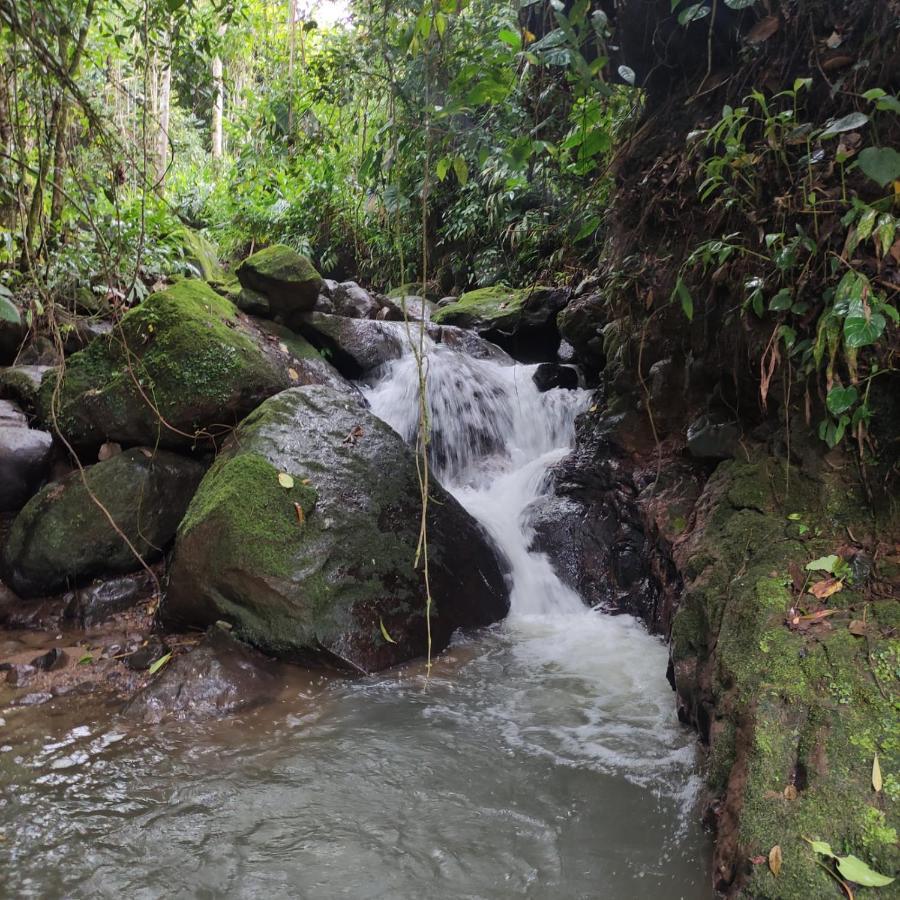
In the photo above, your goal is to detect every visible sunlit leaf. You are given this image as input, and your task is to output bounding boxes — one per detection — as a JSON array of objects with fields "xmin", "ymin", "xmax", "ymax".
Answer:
[
  {"xmin": 278, "ymin": 472, "xmax": 295, "ymax": 488},
  {"xmin": 148, "ymin": 652, "xmax": 172, "ymax": 675},
  {"xmin": 768, "ymin": 845, "xmax": 782, "ymax": 877},
  {"xmin": 873, "ymin": 754, "xmax": 883, "ymax": 793},
  {"xmin": 836, "ymin": 855, "xmax": 894, "ymax": 887},
  {"xmin": 806, "ymin": 555, "xmax": 839, "ymax": 573}
]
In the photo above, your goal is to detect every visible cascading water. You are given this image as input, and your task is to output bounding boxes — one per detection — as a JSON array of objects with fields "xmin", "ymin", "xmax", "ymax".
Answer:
[{"xmin": 0, "ymin": 328, "xmax": 711, "ymax": 899}]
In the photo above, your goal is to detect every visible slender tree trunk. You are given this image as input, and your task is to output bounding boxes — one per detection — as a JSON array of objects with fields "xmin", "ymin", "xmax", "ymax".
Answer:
[
  {"xmin": 211, "ymin": 24, "xmax": 227, "ymax": 161},
  {"xmin": 287, "ymin": 0, "xmax": 297, "ymax": 133},
  {"xmin": 156, "ymin": 44, "xmax": 171, "ymax": 187}
]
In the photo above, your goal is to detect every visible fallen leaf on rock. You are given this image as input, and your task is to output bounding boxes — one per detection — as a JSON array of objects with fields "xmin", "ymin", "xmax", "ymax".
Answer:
[
  {"xmin": 810, "ymin": 577, "xmax": 843, "ymax": 600},
  {"xmin": 873, "ymin": 754, "xmax": 882, "ymax": 793},
  {"xmin": 848, "ymin": 620, "xmax": 869, "ymax": 637},
  {"xmin": 277, "ymin": 472, "xmax": 294, "ymax": 489},
  {"xmin": 784, "ymin": 785, "xmax": 798, "ymax": 801},
  {"xmin": 147, "ymin": 652, "xmax": 172, "ymax": 675},
  {"xmin": 98, "ymin": 441, "xmax": 122, "ymax": 461},
  {"xmin": 342, "ymin": 424, "xmax": 365, "ymax": 445},
  {"xmin": 288, "ymin": 367, "xmax": 299, "ymax": 382},
  {"xmin": 379, "ymin": 618, "xmax": 397, "ymax": 644},
  {"xmin": 293, "ymin": 501, "xmax": 305, "ymax": 526},
  {"xmin": 769, "ymin": 844, "xmax": 783, "ymax": 877}
]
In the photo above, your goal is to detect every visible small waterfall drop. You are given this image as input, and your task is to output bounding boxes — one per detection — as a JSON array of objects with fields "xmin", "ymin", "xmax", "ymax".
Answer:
[{"xmin": 364, "ymin": 337, "xmax": 589, "ymax": 618}]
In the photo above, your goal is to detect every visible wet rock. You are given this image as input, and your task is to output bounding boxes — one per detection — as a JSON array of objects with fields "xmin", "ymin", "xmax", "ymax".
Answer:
[
  {"xmin": 557, "ymin": 340, "xmax": 577, "ymax": 364},
  {"xmin": 235, "ymin": 244, "xmax": 322, "ymax": 324},
  {"xmin": 314, "ymin": 293, "xmax": 335, "ymax": 313},
  {"xmin": 321, "ymin": 278, "xmax": 338, "ymax": 298},
  {"xmin": 38, "ymin": 280, "xmax": 314, "ymax": 449},
  {"xmin": 331, "ymin": 281, "xmax": 381, "ymax": 319},
  {"xmin": 12, "ymin": 691, "xmax": 53, "ymax": 707},
  {"xmin": 557, "ymin": 291, "xmax": 606, "ymax": 369},
  {"xmin": 432, "ymin": 285, "xmax": 570, "ymax": 361},
  {"xmin": 532, "ymin": 363, "xmax": 579, "ymax": 392},
  {"xmin": 297, "ymin": 312, "xmax": 406, "ymax": 376},
  {"xmin": 29, "ymin": 648, "xmax": 68, "ymax": 671},
  {"xmin": 5, "ymin": 663, "xmax": 36, "ymax": 686},
  {"xmin": 63, "ymin": 570, "xmax": 158, "ymax": 627},
  {"xmin": 124, "ymin": 628, "xmax": 279, "ymax": 723},
  {"xmin": 0, "ymin": 365, "xmax": 55, "ymax": 411},
  {"xmin": 163, "ymin": 385, "xmax": 510, "ymax": 673},
  {"xmin": 686, "ymin": 413, "xmax": 740, "ymax": 460},
  {"xmin": 436, "ymin": 296, "xmax": 457, "ymax": 308},
  {"xmin": 234, "ymin": 287, "xmax": 271, "ymax": 317},
  {"xmin": 0, "ymin": 421, "xmax": 54, "ymax": 511},
  {"xmin": 380, "ymin": 295, "xmax": 435, "ymax": 322},
  {"xmin": 529, "ymin": 413, "xmax": 676, "ymax": 629},
  {"xmin": 0, "ymin": 399, "xmax": 26, "ymax": 426},
  {"xmin": 123, "ymin": 635, "xmax": 170, "ymax": 671},
  {"xmin": 434, "ymin": 325, "xmax": 513, "ymax": 364},
  {"xmin": 1, "ymin": 448, "xmax": 205, "ymax": 597}
]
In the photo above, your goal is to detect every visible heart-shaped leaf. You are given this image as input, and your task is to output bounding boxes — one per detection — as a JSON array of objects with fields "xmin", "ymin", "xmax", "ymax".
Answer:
[
  {"xmin": 826, "ymin": 385, "xmax": 858, "ymax": 415},
  {"xmin": 857, "ymin": 146, "xmax": 900, "ymax": 188}
]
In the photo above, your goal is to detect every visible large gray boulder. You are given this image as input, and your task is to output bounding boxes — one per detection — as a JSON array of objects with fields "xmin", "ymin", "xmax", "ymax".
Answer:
[
  {"xmin": 163, "ymin": 385, "xmax": 509, "ymax": 673},
  {"xmin": 331, "ymin": 281, "xmax": 381, "ymax": 319},
  {"xmin": 1, "ymin": 448, "xmax": 204, "ymax": 597}
]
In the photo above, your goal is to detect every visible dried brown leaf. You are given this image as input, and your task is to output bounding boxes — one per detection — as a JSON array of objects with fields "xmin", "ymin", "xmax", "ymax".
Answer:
[
  {"xmin": 747, "ymin": 16, "xmax": 780, "ymax": 44},
  {"xmin": 769, "ymin": 844, "xmax": 783, "ymax": 877},
  {"xmin": 810, "ymin": 578, "xmax": 843, "ymax": 600}
]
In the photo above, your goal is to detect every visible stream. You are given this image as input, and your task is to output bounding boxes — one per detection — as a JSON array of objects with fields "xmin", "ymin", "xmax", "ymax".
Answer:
[{"xmin": 0, "ymin": 332, "xmax": 711, "ymax": 898}]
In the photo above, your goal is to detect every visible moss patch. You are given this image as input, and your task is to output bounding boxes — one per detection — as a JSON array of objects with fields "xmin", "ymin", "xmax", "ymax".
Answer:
[
  {"xmin": 672, "ymin": 456, "xmax": 900, "ymax": 897},
  {"xmin": 432, "ymin": 285, "xmax": 528, "ymax": 329},
  {"xmin": 39, "ymin": 279, "xmax": 283, "ymax": 447}
]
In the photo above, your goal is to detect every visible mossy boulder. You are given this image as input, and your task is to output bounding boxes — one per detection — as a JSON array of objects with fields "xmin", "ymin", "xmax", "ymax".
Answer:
[
  {"xmin": 163, "ymin": 384, "xmax": 510, "ymax": 672},
  {"xmin": 37, "ymin": 280, "xmax": 342, "ymax": 449},
  {"xmin": 0, "ymin": 365, "xmax": 55, "ymax": 412},
  {"xmin": 235, "ymin": 244, "xmax": 322, "ymax": 324},
  {"xmin": 1, "ymin": 448, "xmax": 204, "ymax": 597},
  {"xmin": 431, "ymin": 285, "xmax": 569, "ymax": 361},
  {"xmin": 177, "ymin": 227, "xmax": 225, "ymax": 282},
  {"xmin": 670, "ymin": 456, "xmax": 900, "ymax": 897}
]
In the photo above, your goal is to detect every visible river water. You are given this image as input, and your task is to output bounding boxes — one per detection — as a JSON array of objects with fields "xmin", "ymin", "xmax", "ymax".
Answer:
[{"xmin": 0, "ymin": 332, "xmax": 711, "ymax": 898}]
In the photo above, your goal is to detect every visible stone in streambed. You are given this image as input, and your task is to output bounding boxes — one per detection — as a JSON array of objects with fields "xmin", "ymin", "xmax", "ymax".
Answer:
[
  {"xmin": 124, "ymin": 628, "xmax": 279, "ymax": 723},
  {"xmin": 0, "ymin": 416, "xmax": 53, "ymax": 512},
  {"xmin": 235, "ymin": 244, "xmax": 322, "ymax": 323},
  {"xmin": 63, "ymin": 570, "xmax": 158, "ymax": 627},
  {"xmin": 432, "ymin": 285, "xmax": 569, "ymax": 360},
  {"xmin": 1, "ymin": 448, "xmax": 204, "ymax": 597},
  {"xmin": 162, "ymin": 385, "xmax": 509, "ymax": 673},
  {"xmin": 532, "ymin": 363, "xmax": 579, "ymax": 392},
  {"xmin": 331, "ymin": 281, "xmax": 381, "ymax": 319}
]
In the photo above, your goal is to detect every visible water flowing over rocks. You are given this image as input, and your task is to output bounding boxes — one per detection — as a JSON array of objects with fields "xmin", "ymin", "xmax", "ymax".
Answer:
[{"xmin": 163, "ymin": 384, "xmax": 509, "ymax": 672}]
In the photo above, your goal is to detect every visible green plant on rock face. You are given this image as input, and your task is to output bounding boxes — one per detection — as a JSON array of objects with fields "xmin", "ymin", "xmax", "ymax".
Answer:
[{"xmin": 676, "ymin": 78, "xmax": 899, "ymax": 453}]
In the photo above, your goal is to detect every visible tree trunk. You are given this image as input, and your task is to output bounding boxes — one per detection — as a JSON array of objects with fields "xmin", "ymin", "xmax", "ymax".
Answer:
[
  {"xmin": 156, "ymin": 49, "xmax": 172, "ymax": 187},
  {"xmin": 211, "ymin": 24, "xmax": 227, "ymax": 161}
]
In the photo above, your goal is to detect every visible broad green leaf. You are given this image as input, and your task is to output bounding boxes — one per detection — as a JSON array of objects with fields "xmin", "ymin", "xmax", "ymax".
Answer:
[
  {"xmin": 0, "ymin": 294, "xmax": 19, "ymax": 324},
  {"xmin": 844, "ymin": 309, "xmax": 885, "ymax": 349},
  {"xmin": 835, "ymin": 855, "xmax": 895, "ymax": 887},
  {"xmin": 826, "ymin": 385, "xmax": 858, "ymax": 415},
  {"xmin": 148, "ymin": 652, "xmax": 172, "ymax": 675},
  {"xmin": 78, "ymin": 653, "xmax": 93, "ymax": 665},
  {"xmin": 278, "ymin": 472, "xmax": 295, "ymax": 489},
  {"xmin": 805, "ymin": 838, "xmax": 836, "ymax": 858},
  {"xmin": 820, "ymin": 112, "xmax": 869, "ymax": 138},
  {"xmin": 575, "ymin": 216, "xmax": 601, "ymax": 241},
  {"xmin": 675, "ymin": 278, "xmax": 693, "ymax": 322},
  {"xmin": 769, "ymin": 289, "xmax": 792, "ymax": 311},
  {"xmin": 857, "ymin": 146, "xmax": 900, "ymax": 188},
  {"xmin": 806, "ymin": 554, "xmax": 839, "ymax": 573},
  {"xmin": 497, "ymin": 28, "xmax": 521, "ymax": 49},
  {"xmin": 435, "ymin": 156, "xmax": 451, "ymax": 181},
  {"xmin": 677, "ymin": 3, "xmax": 709, "ymax": 25},
  {"xmin": 453, "ymin": 155, "xmax": 468, "ymax": 186},
  {"xmin": 856, "ymin": 207, "xmax": 878, "ymax": 241}
]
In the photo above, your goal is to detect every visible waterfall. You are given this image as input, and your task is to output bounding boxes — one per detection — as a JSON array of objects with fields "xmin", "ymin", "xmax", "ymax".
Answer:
[{"xmin": 364, "ymin": 336, "xmax": 590, "ymax": 618}]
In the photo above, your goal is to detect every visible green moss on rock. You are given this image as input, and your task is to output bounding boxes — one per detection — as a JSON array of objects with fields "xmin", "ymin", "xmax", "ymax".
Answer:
[
  {"xmin": 235, "ymin": 244, "xmax": 321, "ymax": 321},
  {"xmin": 39, "ymin": 280, "xmax": 286, "ymax": 448},
  {"xmin": 431, "ymin": 285, "xmax": 527, "ymax": 330}
]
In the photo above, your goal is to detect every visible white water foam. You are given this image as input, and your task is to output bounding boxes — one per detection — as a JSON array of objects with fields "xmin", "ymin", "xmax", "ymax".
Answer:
[{"xmin": 364, "ymin": 334, "xmax": 699, "ymax": 801}]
